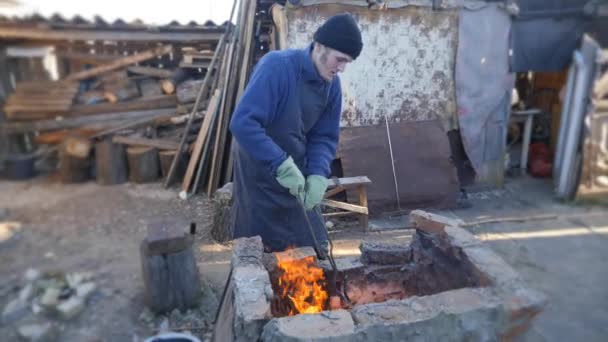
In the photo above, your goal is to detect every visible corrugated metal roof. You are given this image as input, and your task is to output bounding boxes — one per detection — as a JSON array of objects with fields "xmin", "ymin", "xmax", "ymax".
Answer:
[{"xmin": 0, "ymin": 12, "xmax": 230, "ymax": 31}]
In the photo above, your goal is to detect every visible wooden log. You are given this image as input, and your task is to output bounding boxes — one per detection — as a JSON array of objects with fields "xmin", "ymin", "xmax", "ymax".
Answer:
[
  {"xmin": 211, "ymin": 182, "xmax": 233, "ymax": 243},
  {"xmin": 128, "ymin": 66, "xmax": 174, "ymax": 79},
  {"xmin": 140, "ymin": 221, "xmax": 200, "ymax": 313},
  {"xmin": 127, "ymin": 146, "xmax": 160, "ymax": 183},
  {"xmin": 95, "ymin": 138, "xmax": 128, "ymax": 185},
  {"xmin": 160, "ymin": 149, "xmax": 186, "ymax": 181},
  {"xmin": 104, "ymin": 80, "xmax": 140, "ymax": 103},
  {"xmin": 68, "ymin": 95, "xmax": 177, "ymax": 117},
  {"xmin": 59, "ymin": 138, "xmax": 91, "ymax": 183},
  {"xmin": 64, "ymin": 45, "xmax": 172, "ymax": 81},
  {"xmin": 34, "ymin": 128, "xmax": 99, "ymax": 145},
  {"xmin": 138, "ymin": 78, "xmax": 162, "ymax": 98}
]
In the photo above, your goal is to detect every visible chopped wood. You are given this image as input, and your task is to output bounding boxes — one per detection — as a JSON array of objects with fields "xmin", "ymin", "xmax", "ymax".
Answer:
[
  {"xmin": 64, "ymin": 135, "xmax": 92, "ymax": 159},
  {"xmin": 59, "ymin": 139, "xmax": 91, "ymax": 184},
  {"xmin": 112, "ymin": 136, "xmax": 182, "ymax": 151},
  {"xmin": 162, "ymin": 68, "xmax": 190, "ymax": 95},
  {"xmin": 128, "ymin": 66, "xmax": 174, "ymax": 79},
  {"xmin": 64, "ymin": 45, "xmax": 172, "ymax": 81}
]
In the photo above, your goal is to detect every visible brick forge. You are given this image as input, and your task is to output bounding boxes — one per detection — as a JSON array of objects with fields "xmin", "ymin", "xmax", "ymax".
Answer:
[{"xmin": 225, "ymin": 210, "xmax": 547, "ymax": 342}]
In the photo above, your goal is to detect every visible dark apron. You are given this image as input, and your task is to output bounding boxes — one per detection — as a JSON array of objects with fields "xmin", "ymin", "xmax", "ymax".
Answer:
[{"xmin": 231, "ymin": 54, "xmax": 330, "ymax": 252}]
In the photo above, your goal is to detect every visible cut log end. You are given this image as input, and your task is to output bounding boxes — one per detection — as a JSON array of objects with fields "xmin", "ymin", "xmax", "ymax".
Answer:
[{"xmin": 161, "ymin": 80, "xmax": 176, "ymax": 95}]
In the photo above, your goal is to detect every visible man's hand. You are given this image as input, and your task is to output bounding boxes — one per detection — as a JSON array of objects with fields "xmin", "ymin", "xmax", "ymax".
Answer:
[
  {"xmin": 276, "ymin": 157, "xmax": 305, "ymax": 202},
  {"xmin": 304, "ymin": 175, "xmax": 329, "ymax": 210}
]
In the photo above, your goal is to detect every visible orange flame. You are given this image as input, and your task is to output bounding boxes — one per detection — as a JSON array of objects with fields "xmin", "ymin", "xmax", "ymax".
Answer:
[{"xmin": 276, "ymin": 254, "xmax": 328, "ymax": 316}]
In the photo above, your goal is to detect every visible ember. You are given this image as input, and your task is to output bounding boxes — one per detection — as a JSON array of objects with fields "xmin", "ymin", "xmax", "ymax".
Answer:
[{"xmin": 275, "ymin": 253, "xmax": 328, "ymax": 316}]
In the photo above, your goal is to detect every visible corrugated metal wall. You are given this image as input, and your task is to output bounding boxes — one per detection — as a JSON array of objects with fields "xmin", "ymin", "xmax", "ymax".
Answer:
[{"xmin": 282, "ymin": 4, "xmax": 459, "ymax": 130}]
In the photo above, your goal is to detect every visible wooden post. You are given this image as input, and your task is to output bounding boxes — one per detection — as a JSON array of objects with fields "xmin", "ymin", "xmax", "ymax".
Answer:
[
  {"xmin": 95, "ymin": 137, "xmax": 128, "ymax": 185},
  {"xmin": 140, "ymin": 221, "xmax": 201, "ymax": 313},
  {"xmin": 59, "ymin": 136, "xmax": 92, "ymax": 183},
  {"xmin": 127, "ymin": 146, "xmax": 160, "ymax": 183}
]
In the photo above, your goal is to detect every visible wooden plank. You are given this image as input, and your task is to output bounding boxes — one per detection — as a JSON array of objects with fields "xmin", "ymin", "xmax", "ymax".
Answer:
[
  {"xmin": 0, "ymin": 27, "xmax": 223, "ymax": 43},
  {"xmin": 321, "ymin": 199, "xmax": 369, "ymax": 215},
  {"xmin": 68, "ymin": 95, "xmax": 177, "ymax": 116},
  {"xmin": 128, "ymin": 66, "xmax": 174, "ymax": 79},
  {"xmin": 0, "ymin": 108, "xmax": 175, "ymax": 134},
  {"xmin": 181, "ymin": 90, "xmax": 220, "ymax": 193},
  {"xmin": 324, "ymin": 186, "xmax": 345, "ymax": 199},
  {"xmin": 65, "ymin": 45, "xmax": 173, "ymax": 81},
  {"xmin": 113, "ymin": 136, "xmax": 181, "ymax": 150},
  {"xmin": 327, "ymin": 176, "xmax": 372, "ymax": 187}
]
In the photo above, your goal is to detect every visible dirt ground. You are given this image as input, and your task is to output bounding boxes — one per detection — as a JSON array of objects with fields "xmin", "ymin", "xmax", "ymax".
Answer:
[{"xmin": 1, "ymin": 174, "xmax": 607, "ymax": 341}]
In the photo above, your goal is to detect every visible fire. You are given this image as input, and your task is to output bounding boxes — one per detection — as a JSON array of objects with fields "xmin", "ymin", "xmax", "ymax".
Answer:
[{"xmin": 276, "ymin": 253, "xmax": 328, "ymax": 316}]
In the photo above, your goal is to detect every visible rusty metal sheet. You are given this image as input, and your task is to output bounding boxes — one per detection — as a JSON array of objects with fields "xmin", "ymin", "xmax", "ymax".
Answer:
[
  {"xmin": 282, "ymin": 4, "xmax": 459, "ymax": 129},
  {"xmin": 339, "ymin": 119, "xmax": 459, "ymax": 213}
]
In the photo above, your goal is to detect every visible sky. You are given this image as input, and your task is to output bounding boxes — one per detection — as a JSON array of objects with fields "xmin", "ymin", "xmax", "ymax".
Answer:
[{"xmin": 0, "ymin": 0, "xmax": 237, "ymax": 25}]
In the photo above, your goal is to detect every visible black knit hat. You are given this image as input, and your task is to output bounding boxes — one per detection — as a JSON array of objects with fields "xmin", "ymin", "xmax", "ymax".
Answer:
[{"xmin": 313, "ymin": 13, "xmax": 363, "ymax": 60}]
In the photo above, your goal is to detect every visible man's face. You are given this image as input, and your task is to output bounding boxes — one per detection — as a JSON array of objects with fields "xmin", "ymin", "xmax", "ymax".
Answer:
[{"xmin": 312, "ymin": 44, "xmax": 353, "ymax": 81}]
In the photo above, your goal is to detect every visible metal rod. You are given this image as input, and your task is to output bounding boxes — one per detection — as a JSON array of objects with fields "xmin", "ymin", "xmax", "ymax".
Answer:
[
  {"xmin": 384, "ymin": 115, "xmax": 401, "ymax": 210},
  {"xmin": 163, "ymin": 0, "xmax": 238, "ymax": 188}
]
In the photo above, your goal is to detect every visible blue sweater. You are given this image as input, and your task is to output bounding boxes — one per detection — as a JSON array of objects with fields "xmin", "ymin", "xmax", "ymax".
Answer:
[{"xmin": 229, "ymin": 46, "xmax": 342, "ymax": 177}]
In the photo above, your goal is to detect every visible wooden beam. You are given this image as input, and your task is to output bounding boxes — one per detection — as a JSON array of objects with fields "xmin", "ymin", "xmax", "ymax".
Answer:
[
  {"xmin": 327, "ymin": 176, "xmax": 372, "ymax": 187},
  {"xmin": 0, "ymin": 27, "xmax": 223, "ymax": 43},
  {"xmin": 321, "ymin": 199, "xmax": 369, "ymax": 215},
  {"xmin": 128, "ymin": 66, "xmax": 174, "ymax": 79},
  {"xmin": 68, "ymin": 95, "xmax": 177, "ymax": 117},
  {"xmin": 181, "ymin": 90, "xmax": 220, "ymax": 193},
  {"xmin": 65, "ymin": 45, "xmax": 173, "ymax": 81},
  {"xmin": 113, "ymin": 136, "xmax": 181, "ymax": 150},
  {"xmin": 0, "ymin": 108, "xmax": 175, "ymax": 134}
]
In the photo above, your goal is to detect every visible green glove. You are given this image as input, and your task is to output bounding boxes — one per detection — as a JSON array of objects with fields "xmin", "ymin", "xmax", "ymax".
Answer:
[
  {"xmin": 304, "ymin": 175, "xmax": 328, "ymax": 210},
  {"xmin": 275, "ymin": 156, "xmax": 305, "ymax": 201}
]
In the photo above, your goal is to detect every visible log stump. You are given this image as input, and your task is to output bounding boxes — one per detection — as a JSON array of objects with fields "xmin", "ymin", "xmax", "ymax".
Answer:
[
  {"xmin": 211, "ymin": 182, "xmax": 233, "ymax": 243},
  {"xmin": 59, "ymin": 136, "xmax": 91, "ymax": 183},
  {"xmin": 127, "ymin": 146, "xmax": 159, "ymax": 183},
  {"xmin": 159, "ymin": 149, "xmax": 186, "ymax": 183},
  {"xmin": 140, "ymin": 221, "xmax": 201, "ymax": 313},
  {"xmin": 95, "ymin": 137, "xmax": 128, "ymax": 185}
]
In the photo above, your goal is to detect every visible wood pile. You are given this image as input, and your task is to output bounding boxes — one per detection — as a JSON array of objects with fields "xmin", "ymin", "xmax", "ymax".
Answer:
[{"xmin": 0, "ymin": 0, "xmax": 261, "ymax": 197}]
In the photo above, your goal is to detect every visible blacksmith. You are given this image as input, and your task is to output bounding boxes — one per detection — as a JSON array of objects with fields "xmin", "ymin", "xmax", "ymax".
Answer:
[{"xmin": 229, "ymin": 13, "xmax": 363, "ymax": 254}]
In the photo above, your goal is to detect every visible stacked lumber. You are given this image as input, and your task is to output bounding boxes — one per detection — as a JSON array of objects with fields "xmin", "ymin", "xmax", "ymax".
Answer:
[{"xmin": 3, "ymin": 81, "xmax": 79, "ymax": 120}]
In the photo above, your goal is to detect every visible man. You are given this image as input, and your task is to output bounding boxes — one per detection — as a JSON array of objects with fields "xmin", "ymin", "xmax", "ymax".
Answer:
[{"xmin": 229, "ymin": 13, "xmax": 363, "ymax": 254}]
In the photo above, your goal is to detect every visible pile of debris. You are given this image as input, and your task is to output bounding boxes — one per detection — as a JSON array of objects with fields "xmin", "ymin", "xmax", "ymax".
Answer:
[
  {"xmin": 1, "ymin": 268, "xmax": 97, "ymax": 340},
  {"xmin": 1, "ymin": 0, "xmax": 264, "ymax": 198}
]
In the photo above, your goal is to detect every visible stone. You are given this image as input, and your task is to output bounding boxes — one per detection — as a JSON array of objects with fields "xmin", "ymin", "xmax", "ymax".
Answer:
[
  {"xmin": 0, "ymin": 221, "xmax": 22, "ymax": 249},
  {"xmin": 17, "ymin": 322, "xmax": 58, "ymax": 342},
  {"xmin": 56, "ymin": 296, "xmax": 84, "ymax": 320},
  {"xmin": 231, "ymin": 236, "xmax": 264, "ymax": 269},
  {"xmin": 463, "ymin": 245, "xmax": 521, "ymax": 286},
  {"xmin": 75, "ymin": 282, "xmax": 96, "ymax": 300},
  {"xmin": 24, "ymin": 268, "xmax": 42, "ymax": 283},
  {"xmin": 261, "ymin": 309, "xmax": 355, "ymax": 342},
  {"xmin": 39, "ymin": 288, "xmax": 61, "ymax": 308},
  {"xmin": 409, "ymin": 210, "xmax": 464, "ymax": 234},
  {"xmin": 19, "ymin": 283, "xmax": 36, "ymax": 302},
  {"xmin": 66, "ymin": 272, "xmax": 94, "ymax": 288},
  {"xmin": 2, "ymin": 298, "xmax": 29, "ymax": 323},
  {"xmin": 359, "ymin": 241, "xmax": 412, "ymax": 265},
  {"xmin": 444, "ymin": 225, "xmax": 482, "ymax": 248},
  {"xmin": 232, "ymin": 265, "xmax": 272, "ymax": 342}
]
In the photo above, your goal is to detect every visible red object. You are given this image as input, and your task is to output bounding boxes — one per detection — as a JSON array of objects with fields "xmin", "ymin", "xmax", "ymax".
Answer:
[{"xmin": 528, "ymin": 143, "xmax": 552, "ymax": 177}]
